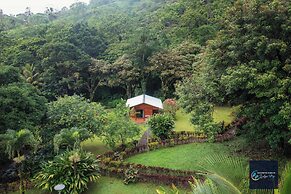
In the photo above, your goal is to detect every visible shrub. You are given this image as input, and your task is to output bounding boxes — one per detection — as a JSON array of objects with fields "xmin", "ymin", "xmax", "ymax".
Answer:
[
  {"xmin": 163, "ymin": 99, "xmax": 179, "ymax": 119},
  {"xmin": 147, "ymin": 114, "xmax": 174, "ymax": 140},
  {"xmin": 34, "ymin": 149, "xmax": 100, "ymax": 194},
  {"xmin": 53, "ymin": 127, "xmax": 92, "ymax": 153},
  {"xmin": 148, "ymin": 142, "xmax": 159, "ymax": 150},
  {"xmin": 124, "ymin": 165, "xmax": 138, "ymax": 185},
  {"xmin": 46, "ymin": 95, "xmax": 105, "ymax": 139},
  {"xmin": 101, "ymin": 103, "xmax": 141, "ymax": 148}
]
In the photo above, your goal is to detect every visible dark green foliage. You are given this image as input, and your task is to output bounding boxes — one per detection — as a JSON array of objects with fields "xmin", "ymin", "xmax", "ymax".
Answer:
[
  {"xmin": 38, "ymin": 42, "xmax": 90, "ymax": 97},
  {"xmin": 46, "ymin": 95, "xmax": 105, "ymax": 139},
  {"xmin": 0, "ymin": 0, "xmax": 234, "ymax": 101},
  {"xmin": 0, "ymin": 37, "xmax": 46, "ymax": 68},
  {"xmin": 61, "ymin": 22, "xmax": 107, "ymax": 58},
  {"xmin": 147, "ymin": 114, "xmax": 174, "ymax": 140},
  {"xmin": 0, "ymin": 83, "xmax": 47, "ymax": 132},
  {"xmin": 34, "ymin": 149, "xmax": 100, "ymax": 194},
  {"xmin": 0, "ymin": 65, "xmax": 21, "ymax": 85},
  {"xmin": 206, "ymin": 0, "xmax": 291, "ymax": 148}
]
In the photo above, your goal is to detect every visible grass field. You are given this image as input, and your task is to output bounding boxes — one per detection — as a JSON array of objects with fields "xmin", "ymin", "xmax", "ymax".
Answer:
[
  {"xmin": 126, "ymin": 137, "xmax": 247, "ymax": 172},
  {"xmin": 174, "ymin": 106, "xmax": 235, "ymax": 131}
]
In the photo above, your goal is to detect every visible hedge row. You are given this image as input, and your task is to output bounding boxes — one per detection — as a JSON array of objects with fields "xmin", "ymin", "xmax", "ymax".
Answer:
[{"xmin": 99, "ymin": 163, "xmax": 203, "ymax": 188}]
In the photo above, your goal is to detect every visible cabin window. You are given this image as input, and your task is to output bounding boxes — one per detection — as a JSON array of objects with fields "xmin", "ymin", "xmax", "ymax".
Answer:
[
  {"xmin": 136, "ymin": 110, "xmax": 144, "ymax": 118},
  {"xmin": 153, "ymin": 110, "xmax": 159, "ymax": 115}
]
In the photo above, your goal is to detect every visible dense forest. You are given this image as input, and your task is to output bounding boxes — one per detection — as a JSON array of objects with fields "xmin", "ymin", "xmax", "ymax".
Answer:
[
  {"xmin": 0, "ymin": 0, "xmax": 233, "ymax": 100},
  {"xmin": 0, "ymin": 0, "xmax": 290, "ymax": 193}
]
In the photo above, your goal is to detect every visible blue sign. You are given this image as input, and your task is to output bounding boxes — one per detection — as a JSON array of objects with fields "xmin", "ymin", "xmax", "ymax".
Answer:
[{"xmin": 249, "ymin": 160, "xmax": 278, "ymax": 189}]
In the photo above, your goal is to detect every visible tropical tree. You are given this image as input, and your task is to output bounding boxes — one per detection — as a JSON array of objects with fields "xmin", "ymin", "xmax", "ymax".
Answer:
[
  {"xmin": 38, "ymin": 42, "xmax": 90, "ymax": 97},
  {"xmin": 130, "ymin": 30, "xmax": 160, "ymax": 93},
  {"xmin": 21, "ymin": 64, "xmax": 40, "ymax": 87},
  {"xmin": 147, "ymin": 114, "xmax": 175, "ymax": 140},
  {"xmin": 0, "ymin": 64, "xmax": 22, "ymax": 85},
  {"xmin": 0, "ymin": 129, "xmax": 38, "ymax": 194},
  {"xmin": 108, "ymin": 54, "xmax": 140, "ymax": 98},
  {"xmin": 0, "ymin": 83, "xmax": 47, "ymax": 132},
  {"xmin": 83, "ymin": 59, "xmax": 110, "ymax": 101},
  {"xmin": 148, "ymin": 42, "xmax": 201, "ymax": 98},
  {"xmin": 46, "ymin": 95, "xmax": 105, "ymax": 140},
  {"xmin": 34, "ymin": 149, "xmax": 100, "ymax": 194},
  {"xmin": 53, "ymin": 127, "xmax": 92, "ymax": 153},
  {"xmin": 191, "ymin": 154, "xmax": 247, "ymax": 194},
  {"xmin": 205, "ymin": 0, "xmax": 291, "ymax": 149},
  {"xmin": 101, "ymin": 103, "xmax": 141, "ymax": 148},
  {"xmin": 176, "ymin": 63, "xmax": 220, "ymax": 140}
]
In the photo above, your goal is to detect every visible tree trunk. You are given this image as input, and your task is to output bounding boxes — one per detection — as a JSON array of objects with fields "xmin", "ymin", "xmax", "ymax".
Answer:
[
  {"xmin": 126, "ymin": 84, "xmax": 132, "ymax": 98},
  {"xmin": 161, "ymin": 78, "xmax": 168, "ymax": 99},
  {"xmin": 17, "ymin": 151, "xmax": 25, "ymax": 194}
]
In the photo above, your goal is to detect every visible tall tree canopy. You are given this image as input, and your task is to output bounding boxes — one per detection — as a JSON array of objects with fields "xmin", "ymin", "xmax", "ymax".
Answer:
[
  {"xmin": 178, "ymin": 0, "xmax": 291, "ymax": 148},
  {"xmin": 0, "ymin": 65, "xmax": 47, "ymax": 132}
]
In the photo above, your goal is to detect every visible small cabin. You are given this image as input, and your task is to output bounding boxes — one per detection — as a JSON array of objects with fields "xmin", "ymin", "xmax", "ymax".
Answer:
[{"xmin": 126, "ymin": 94, "xmax": 163, "ymax": 123}]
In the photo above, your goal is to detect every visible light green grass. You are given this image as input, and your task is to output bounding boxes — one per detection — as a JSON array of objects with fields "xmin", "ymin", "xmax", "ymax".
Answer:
[
  {"xmin": 126, "ymin": 138, "xmax": 247, "ymax": 172},
  {"xmin": 174, "ymin": 109, "xmax": 193, "ymax": 131},
  {"xmin": 174, "ymin": 106, "xmax": 235, "ymax": 131},
  {"xmin": 213, "ymin": 106, "xmax": 236, "ymax": 125},
  {"xmin": 282, "ymin": 162, "xmax": 291, "ymax": 194}
]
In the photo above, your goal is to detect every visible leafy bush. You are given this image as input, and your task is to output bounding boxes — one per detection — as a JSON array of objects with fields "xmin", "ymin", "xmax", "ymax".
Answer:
[
  {"xmin": 0, "ymin": 129, "xmax": 39, "ymax": 193},
  {"xmin": 124, "ymin": 165, "xmax": 138, "ymax": 185},
  {"xmin": 46, "ymin": 95, "xmax": 105, "ymax": 139},
  {"xmin": 0, "ymin": 83, "xmax": 47, "ymax": 132},
  {"xmin": 101, "ymin": 103, "xmax": 141, "ymax": 148},
  {"xmin": 53, "ymin": 127, "xmax": 92, "ymax": 153},
  {"xmin": 106, "ymin": 98, "xmax": 125, "ymax": 108},
  {"xmin": 148, "ymin": 114, "xmax": 174, "ymax": 140},
  {"xmin": 163, "ymin": 99, "xmax": 179, "ymax": 119},
  {"xmin": 34, "ymin": 149, "xmax": 100, "ymax": 194}
]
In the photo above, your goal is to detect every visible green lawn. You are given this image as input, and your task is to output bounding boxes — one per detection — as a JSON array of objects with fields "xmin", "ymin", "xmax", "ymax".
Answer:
[
  {"xmin": 126, "ymin": 137, "xmax": 247, "ymax": 172},
  {"xmin": 213, "ymin": 106, "xmax": 236, "ymax": 125},
  {"xmin": 174, "ymin": 106, "xmax": 235, "ymax": 131}
]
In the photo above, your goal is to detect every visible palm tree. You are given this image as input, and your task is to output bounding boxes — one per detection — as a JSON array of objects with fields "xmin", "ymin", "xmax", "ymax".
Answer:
[
  {"xmin": 53, "ymin": 127, "xmax": 91, "ymax": 153},
  {"xmin": 190, "ymin": 154, "xmax": 246, "ymax": 194},
  {"xmin": 190, "ymin": 154, "xmax": 275, "ymax": 194},
  {"xmin": 22, "ymin": 64, "xmax": 40, "ymax": 86},
  {"xmin": 0, "ymin": 129, "xmax": 38, "ymax": 194}
]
